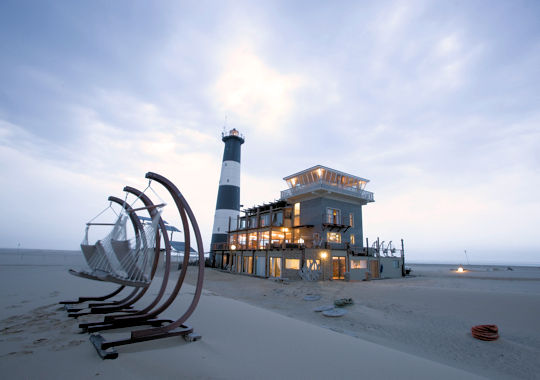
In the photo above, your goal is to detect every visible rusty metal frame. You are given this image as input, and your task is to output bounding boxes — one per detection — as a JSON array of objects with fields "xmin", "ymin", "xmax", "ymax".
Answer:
[{"xmin": 90, "ymin": 172, "xmax": 204, "ymax": 358}]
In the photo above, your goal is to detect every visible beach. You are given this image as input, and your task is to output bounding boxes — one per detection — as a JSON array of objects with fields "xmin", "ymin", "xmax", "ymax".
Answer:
[{"xmin": 1, "ymin": 249, "xmax": 539, "ymax": 379}]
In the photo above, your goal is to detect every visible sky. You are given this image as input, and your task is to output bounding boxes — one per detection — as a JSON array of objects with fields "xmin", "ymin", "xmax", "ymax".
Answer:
[{"xmin": 1, "ymin": 0, "xmax": 539, "ymax": 265}]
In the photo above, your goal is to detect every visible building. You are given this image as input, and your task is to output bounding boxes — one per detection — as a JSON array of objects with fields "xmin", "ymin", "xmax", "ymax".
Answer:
[
  {"xmin": 210, "ymin": 128, "xmax": 245, "ymax": 265},
  {"xmin": 212, "ymin": 165, "xmax": 405, "ymax": 280}
]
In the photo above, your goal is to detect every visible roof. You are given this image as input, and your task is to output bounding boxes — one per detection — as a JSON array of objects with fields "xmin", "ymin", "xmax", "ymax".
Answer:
[
  {"xmin": 242, "ymin": 200, "xmax": 290, "ymax": 215},
  {"xmin": 283, "ymin": 165, "xmax": 369, "ymax": 184},
  {"xmin": 138, "ymin": 216, "xmax": 180, "ymax": 232},
  {"xmin": 170, "ymin": 241, "xmax": 197, "ymax": 253}
]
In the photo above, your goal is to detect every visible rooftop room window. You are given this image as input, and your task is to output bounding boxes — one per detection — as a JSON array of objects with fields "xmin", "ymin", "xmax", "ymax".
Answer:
[
  {"xmin": 239, "ymin": 218, "xmax": 247, "ymax": 229},
  {"xmin": 326, "ymin": 208, "xmax": 341, "ymax": 224}
]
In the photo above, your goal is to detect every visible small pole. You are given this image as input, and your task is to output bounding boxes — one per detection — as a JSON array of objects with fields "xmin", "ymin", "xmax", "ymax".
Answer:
[
  {"xmin": 464, "ymin": 249, "xmax": 470, "ymax": 266},
  {"xmin": 401, "ymin": 239, "xmax": 405, "ymax": 277}
]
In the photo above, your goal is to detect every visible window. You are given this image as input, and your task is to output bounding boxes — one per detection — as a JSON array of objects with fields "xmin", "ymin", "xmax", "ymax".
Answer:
[
  {"xmin": 269, "ymin": 257, "xmax": 281, "ymax": 277},
  {"xmin": 259, "ymin": 231, "xmax": 269, "ymax": 249},
  {"xmin": 239, "ymin": 218, "xmax": 246, "ymax": 229},
  {"xmin": 260, "ymin": 214, "xmax": 270, "ymax": 227},
  {"xmin": 393, "ymin": 260, "xmax": 399, "ymax": 269},
  {"xmin": 271, "ymin": 230, "xmax": 284, "ymax": 244},
  {"xmin": 249, "ymin": 216, "xmax": 258, "ymax": 228},
  {"xmin": 326, "ymin": 208, "xmax": 341, "ymax": 224},
  {"xmin": 238, "ymin": 233, "xmax": 246, "ymax": 249},
  {"xmin": 285, "ymin": 259, "xmax": 300, "ymax": 270},
  {"xmin": 272, "ymin": 211, "xmax": 283, "ymax": 226},
  {"xmin": 350, "ymin": 234, "xmax": 355, "ymax": 245},
  {"xmin": 350, "ymin": 259, "xmax": 367, "ymax": 269},
  {"xmin": 327, "ymin": 232, "xmax": 341, "ymax": 243},
  {"xmin": 293, "ymin": 203, "xmax": 301, "ymax": 226},
  {"xmin": 305, "ymin": 259, "xmax": 321, "ymax": 270},
  {"xmin": 244, "ymin": 256, "xmax": 253, "ymax": 274},
  {"xmin": 248, "ymin": 232, "xmax": 257, "ymax": 249},
  {"xmin": 313, "ymin": 233, "xmax": 322, "ymax": 247},
  {"xmin": 349, "ymin": 213, "xmax": 354, "ymax": 227}
]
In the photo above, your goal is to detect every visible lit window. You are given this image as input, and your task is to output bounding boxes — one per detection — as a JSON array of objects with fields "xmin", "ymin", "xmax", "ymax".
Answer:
[
  {"xmin": 269, "ymin": 257, "xmax": 281, "ymax": 277},
  {"xmin": 326, "ymin": 208, "xmax": 341, "ymax": 224},
  {"xmin": 350, "ymin": 259, "xmax": 367, "ymax": 269},
  {"xmin": 327, "ymin": 232, "xmax": 341, "ymax": 243},
  {"xmin": 305, "ymin": 259, "xmax": 321, "ymax": 270},
  {"xmin": 244, "ymin": 256, "xmax": 253, "ymax": 274},
  {"xmin": 349, "ymin": 213, "xmax": 354, "ymax": 227},
  {"xmin": 285, "ymin": 259, "xmax": 300, "ymax": 270},
  {"xmin": 350, "ymin": 234, "xmax": 355, "ymax": 245},
  {"xmin": 294, "ymin": 203, "xmax": 300, "ymax": 226}
]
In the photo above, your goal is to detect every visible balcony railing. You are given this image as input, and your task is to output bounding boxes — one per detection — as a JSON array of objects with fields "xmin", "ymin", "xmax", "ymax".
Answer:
[{"xmin": 280, "ymin": 180, "xmax": 374, "ymax": 202}]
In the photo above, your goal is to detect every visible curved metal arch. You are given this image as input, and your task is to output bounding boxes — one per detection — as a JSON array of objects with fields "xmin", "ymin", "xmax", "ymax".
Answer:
[
  {"xmin": 108, "ymin": 186, "xmax": 173, "ymax": 320},
  {"xmin": 130, "ymin": 171, "xmax": 205, "ymax": 338}
]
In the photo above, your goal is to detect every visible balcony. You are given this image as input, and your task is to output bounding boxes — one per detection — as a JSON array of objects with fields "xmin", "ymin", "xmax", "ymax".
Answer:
[{"xmin": 280, "ymin": 180, "xmax": 374, "ymax": 203}]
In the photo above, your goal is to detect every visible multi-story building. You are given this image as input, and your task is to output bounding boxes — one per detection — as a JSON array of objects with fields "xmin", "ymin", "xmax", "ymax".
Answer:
[{"xmin": 212, "ymin": 165, "xmax": 404, "ymax": 280}]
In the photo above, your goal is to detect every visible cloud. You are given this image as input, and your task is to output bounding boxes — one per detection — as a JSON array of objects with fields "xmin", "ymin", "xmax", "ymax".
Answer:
[{"xmin": 212, "ymin": 45, "xmax": 306, "ymax": 134}]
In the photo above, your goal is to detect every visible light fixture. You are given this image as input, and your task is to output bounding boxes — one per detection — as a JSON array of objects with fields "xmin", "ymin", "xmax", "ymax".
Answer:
[
  {"xmin": 457, "ymin": 266, "xmax": 464, "ymax": 273},
  {"xmin": 230, "ymin": 244, "xmax": 236, "ymax": 250},
  {"xmin": 320, "ymin": 251, "xmax": 328, "ymax": 259}
]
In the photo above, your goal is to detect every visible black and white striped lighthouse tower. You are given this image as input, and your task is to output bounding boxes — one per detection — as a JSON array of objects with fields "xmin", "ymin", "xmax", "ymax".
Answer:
[{"xmin": 210, "ymin": 128, "xmax": 244, "ymax": 263}]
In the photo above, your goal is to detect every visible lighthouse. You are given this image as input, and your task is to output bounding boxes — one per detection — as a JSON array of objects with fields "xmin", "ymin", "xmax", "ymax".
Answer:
[{"xmin": 210, "ymin": 128, "xmax": 245, "ymax": 264}]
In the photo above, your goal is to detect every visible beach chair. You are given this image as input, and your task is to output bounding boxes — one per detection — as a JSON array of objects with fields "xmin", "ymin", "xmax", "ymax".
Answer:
[
  {"xmin": 87, "ymin": 172, "xmax": 204, "ymax": 359},
  {"xmin": 69, "ymin": 202, "xmax": 163, "ymax": 288},
  {"xmin": 64, "ymin": 194, "xmax": 164, "ymax": 318}
]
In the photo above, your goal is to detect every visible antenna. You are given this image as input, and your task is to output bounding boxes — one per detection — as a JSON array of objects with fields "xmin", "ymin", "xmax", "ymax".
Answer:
[
  {"xmin": 223, "ymin": 115, "xmax": 228, "ymax": 133},
  {"xmin": 464, "ymin": 249, "xmax": 470, "ymax": 265}
]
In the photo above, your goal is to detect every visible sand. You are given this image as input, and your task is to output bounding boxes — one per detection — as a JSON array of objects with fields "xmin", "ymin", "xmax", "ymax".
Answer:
[
  {"xmin": 1, "ymin": 249, "xmax": 538, "ymax": 379},
  {"xmin": 183, "ymin": 263, "xmax": 540, "ymax": 379}
]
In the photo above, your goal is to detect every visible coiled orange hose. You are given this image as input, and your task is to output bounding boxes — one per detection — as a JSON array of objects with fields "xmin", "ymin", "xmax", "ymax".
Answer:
[{"xmin": 471, "ymin": 324, "xmax": 499, "ymax": 341}]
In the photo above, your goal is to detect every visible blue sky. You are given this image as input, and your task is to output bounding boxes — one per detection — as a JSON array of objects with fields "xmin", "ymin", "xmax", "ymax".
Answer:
[{"xmin": 1, "ymin": 0, "xmax": 539, "ymax": 264}]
